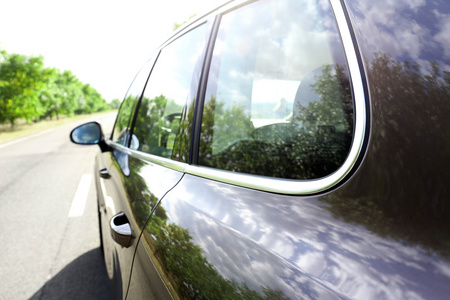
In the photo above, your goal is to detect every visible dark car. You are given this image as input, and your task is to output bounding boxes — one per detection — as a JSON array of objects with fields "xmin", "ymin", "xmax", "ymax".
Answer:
[{"xmin": 70, "ymin": 0, "xmax": 450, "ymax": 298}]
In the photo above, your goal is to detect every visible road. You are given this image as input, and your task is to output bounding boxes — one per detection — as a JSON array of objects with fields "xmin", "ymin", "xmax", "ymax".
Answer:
[{"xmin": 0, "ymin": 112, "xmax": 117, "ymax": 300}]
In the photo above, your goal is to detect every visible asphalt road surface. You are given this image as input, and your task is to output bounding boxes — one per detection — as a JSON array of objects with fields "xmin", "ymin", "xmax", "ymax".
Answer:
[{"xmin": 0, "ymin": 113, "xmax": 117, "ymax": 300}]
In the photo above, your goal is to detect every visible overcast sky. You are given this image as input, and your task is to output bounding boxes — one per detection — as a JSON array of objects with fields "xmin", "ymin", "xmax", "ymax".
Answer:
[{"xmin": 1, "ymin": 0, "xmax": 225, "ymax": 102}]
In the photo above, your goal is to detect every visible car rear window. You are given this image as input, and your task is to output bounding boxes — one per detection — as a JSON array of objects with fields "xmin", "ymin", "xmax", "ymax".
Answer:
[{"xmin": 198, "ymin": 0, "xmax": 354, "ymax": 180}]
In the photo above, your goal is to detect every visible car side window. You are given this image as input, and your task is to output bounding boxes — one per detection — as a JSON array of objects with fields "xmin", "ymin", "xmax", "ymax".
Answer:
[
  {"xmin": 198, "ymin": 0, "xmax": 354, "ymax": 180},
  {"xmin": 132, "ymin": 24, "xmax": 207, "ymax": 159},
  {"xmin": 112, "ymin": 59, "xmax": 154, "ymax": 145}
]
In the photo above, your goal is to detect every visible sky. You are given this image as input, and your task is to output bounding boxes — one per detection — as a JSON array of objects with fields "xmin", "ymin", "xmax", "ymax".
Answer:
[{"xmin": 0, "ymin": 0, "xmax": 225, "ymax": 102}]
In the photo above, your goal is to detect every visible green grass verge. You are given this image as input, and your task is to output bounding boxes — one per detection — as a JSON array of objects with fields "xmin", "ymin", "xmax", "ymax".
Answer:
[{"xmin": 0, "ymin": 111, "xmax": 117, "ymax": 145}]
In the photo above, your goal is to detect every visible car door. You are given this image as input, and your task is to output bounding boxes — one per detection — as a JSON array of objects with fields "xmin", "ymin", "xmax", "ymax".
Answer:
[{"xmin": 114, "ymin": 17, "xmax": 212, "ymax": 299}]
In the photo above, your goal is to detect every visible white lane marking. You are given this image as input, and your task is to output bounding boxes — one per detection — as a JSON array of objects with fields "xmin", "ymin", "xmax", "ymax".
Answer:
[{"xmin": 68, "ymin": 174, "xmax": 93, "ymax": 217}]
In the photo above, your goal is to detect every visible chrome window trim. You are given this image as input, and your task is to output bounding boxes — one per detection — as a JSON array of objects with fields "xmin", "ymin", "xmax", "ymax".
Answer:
[
  {"xmin": 107, "ymin": 140, "xmax": 187, "ymax": 172},
  {"xmin": 130, "ymin": 150, "xmax": 187, "ymax": 173},
  {"xmin": 184, "ymin": 0, "xmax": 367, "ymax": 195},
  {"xmin": 106, "ymin": 140, "xmax": 132, "ymax": 155}
]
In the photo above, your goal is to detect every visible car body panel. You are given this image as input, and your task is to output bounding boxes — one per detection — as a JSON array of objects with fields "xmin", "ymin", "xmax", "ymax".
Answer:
[{"xmin": 129, "ymin": 170, "xmax": 450, "ymax": 299}]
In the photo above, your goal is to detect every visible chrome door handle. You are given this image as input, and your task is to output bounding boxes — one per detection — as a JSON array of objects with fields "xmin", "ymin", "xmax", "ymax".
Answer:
[
  {"xmin": 110, "ymin": 212, "xmax": 134, "ymax": 248},
  {"xmin": 99, "ymin": 168, "xmax": 111, "ymax": 179}
]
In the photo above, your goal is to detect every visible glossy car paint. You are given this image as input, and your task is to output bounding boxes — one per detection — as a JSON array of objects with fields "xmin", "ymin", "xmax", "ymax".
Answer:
[{"xmin": 73, "ymin": 0, "xmax": 450, "ymax": 299}]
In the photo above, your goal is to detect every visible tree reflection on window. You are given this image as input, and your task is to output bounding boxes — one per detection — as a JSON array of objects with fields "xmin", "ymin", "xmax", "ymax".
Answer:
[
  {"xmin": 133, "ymin": 95, "xmax": 183, "ymax": 158},
  {"xmin": 199, "ymin": 65, "xmax": 353, "ymax": 180}
]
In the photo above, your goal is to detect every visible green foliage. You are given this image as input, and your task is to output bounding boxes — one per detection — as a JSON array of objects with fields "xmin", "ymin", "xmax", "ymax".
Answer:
[
  {"xmin": 0, "ymin": 48, "xmax": 108, "ymax": 126},
  {"xmin": 0, "ymin": 51, "xmax": 50, "ymax": 125},
  {"xmin": 133, "ymin": 95, "xmax": 183, "ymax": 157},
  {"xmin": 172, "ymin": 97, "xmax": 195, "ymax": 162},
  {"xmin": 82, "ymin": 83, "xmax": 108, "ymax": 113},
  {"xmin": 109, "ymin": 98, "xmax": 121, "ymax": 110},
  {"xmin": 210, "ymin": 98, "xmax": 255, "ymax": 155},
  {"xmin": 300, "ymin": 65, "xmax": 353, "ymax": 134},
  {"xmin": 112, "ymin": 94, "xmax": 137, "ymax": 142}
]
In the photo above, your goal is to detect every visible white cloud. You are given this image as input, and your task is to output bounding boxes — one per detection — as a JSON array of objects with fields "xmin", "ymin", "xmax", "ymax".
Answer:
[{"xmin": 433, "ymin": 11, "xmax": 450, "ymax": 60}]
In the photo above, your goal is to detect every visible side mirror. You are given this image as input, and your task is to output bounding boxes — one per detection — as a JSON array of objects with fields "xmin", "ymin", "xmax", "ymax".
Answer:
[
  {"xmin": 70, "ymin": 122, "xmax": 110, "ymax": 152},
  {"xmin": 70, "ymin": 122, "xmax": 102, "ymax": 144}
]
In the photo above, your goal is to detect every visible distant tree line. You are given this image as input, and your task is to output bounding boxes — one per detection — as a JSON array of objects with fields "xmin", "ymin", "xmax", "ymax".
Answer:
[{"xmin": 0, "ymin": 48, "xmax": 118, "ymax": 127}]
